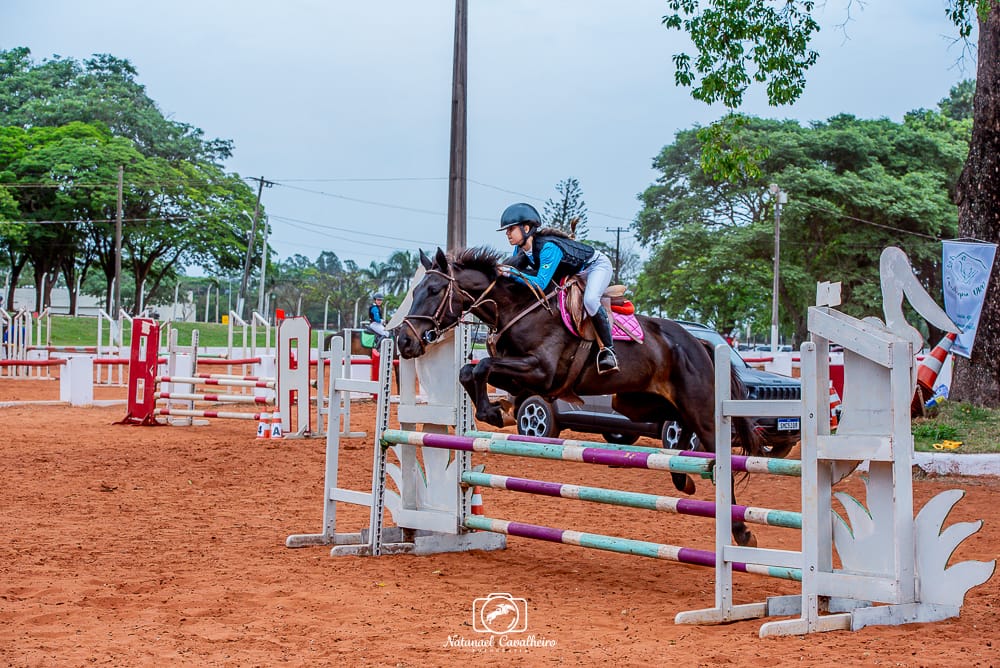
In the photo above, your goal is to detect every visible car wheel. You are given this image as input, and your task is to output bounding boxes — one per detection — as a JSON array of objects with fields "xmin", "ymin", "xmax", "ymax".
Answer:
[
  {"xmin": 516, "ymin": 396, "xmax": 559, "ymax": 438},
  {"xmin": 661, "ymin": 420, "xmax": 699, "ymax": 450},
  {"xmin": 602, "ymin": 432, "xmax": 639, "ymax": 445}
]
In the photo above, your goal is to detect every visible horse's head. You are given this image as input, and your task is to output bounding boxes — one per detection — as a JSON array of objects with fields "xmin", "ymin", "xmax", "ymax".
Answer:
[{"xmin": 396, "ymin": 246, "xmax": 502, "ymax": 359}]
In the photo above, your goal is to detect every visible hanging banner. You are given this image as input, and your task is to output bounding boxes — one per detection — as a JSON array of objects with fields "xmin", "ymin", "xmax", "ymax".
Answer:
[{"xmin": 942, "ymin": 239, "xmax": 997, "ymax": 358}]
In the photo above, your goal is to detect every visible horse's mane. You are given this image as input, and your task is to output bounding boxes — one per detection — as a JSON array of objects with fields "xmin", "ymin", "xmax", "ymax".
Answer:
[{"xmin": 451, "ymin": 246, "xmax": 505, "ymax": 274}]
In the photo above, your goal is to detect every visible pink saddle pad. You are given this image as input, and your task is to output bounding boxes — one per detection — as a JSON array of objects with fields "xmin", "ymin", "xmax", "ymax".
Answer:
[{"xmin": 558, "ymin": 290, "xmax": 644, "ymax": 343}]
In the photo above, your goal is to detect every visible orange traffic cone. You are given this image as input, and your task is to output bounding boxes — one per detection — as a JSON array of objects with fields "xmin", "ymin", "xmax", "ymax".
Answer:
[
  {"xmin": 470, "ymin": 486, "xmax": 484, "ymax": 515},
  {"xmin": 269, "ymin": 410, "xmax": 284, "ymax": 440},
  {"xmin": 829, "ymin": 381, "xmax": 842, "ymax": 430},
  {"xmin": 256, "ymin": 411, "xmax": 271, "ymax": 440},
  {"xmin": 917, "ymin": 332, "xmax": 957, "ymax": 394}
]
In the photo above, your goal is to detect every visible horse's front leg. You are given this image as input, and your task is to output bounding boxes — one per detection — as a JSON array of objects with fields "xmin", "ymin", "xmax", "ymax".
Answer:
[{"xmin": 459, "ymin": 355, "xmax": 550, "ymax": 428}]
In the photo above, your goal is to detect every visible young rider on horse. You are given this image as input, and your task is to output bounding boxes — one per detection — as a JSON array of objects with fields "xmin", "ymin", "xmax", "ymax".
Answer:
[
  {"xmin": 496, "ymin": 202, "xmax": 619, "ymax": 374},
  {"xmin": 367, "ymin": 293, "xmax": 390, "ymax": 347}
]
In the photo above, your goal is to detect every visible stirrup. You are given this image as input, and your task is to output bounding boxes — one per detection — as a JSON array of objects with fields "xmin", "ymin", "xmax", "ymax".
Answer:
[{"xmin": 597, "ymin": 348, "xmax": 619, "ymax": 374}]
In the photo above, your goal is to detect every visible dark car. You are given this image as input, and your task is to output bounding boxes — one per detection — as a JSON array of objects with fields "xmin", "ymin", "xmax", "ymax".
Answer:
[{"xmin": 513, "ymin": 321, "xmax": 802, "ymax": 457}]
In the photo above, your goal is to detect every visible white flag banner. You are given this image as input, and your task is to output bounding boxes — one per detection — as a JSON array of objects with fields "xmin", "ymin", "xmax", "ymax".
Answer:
[{"xmin": 942, "ymin": 240, "xmax": 997, "ymax": 358}]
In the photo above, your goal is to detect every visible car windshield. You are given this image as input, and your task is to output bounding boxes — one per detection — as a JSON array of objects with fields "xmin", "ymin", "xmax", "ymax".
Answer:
[{"xmin": 684, "ymin": 328, "xmax": 748, "ymax": 368}]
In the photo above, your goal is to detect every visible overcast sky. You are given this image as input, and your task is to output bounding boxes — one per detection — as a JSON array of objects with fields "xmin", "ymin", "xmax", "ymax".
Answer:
[{"xmin": 4, "ymin": 1, "xmax": 977, "ymax": 269}]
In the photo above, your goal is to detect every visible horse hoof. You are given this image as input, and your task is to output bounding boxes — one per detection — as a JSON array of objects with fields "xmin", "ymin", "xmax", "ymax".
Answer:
[
  {"xmin": 683, "ymin": 477, "xmax": 696, "ymax": 495},
  {"xmin": 736, "ymin": 532, "xmax": 757, "ymax": 548},
  {"xmin": 481, "ymin": 408, "xmax": 505, "ymax": 429}
]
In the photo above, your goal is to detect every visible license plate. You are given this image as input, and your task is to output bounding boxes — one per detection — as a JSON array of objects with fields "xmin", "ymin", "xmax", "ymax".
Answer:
[{"xmin": 777, "ymin": 418, "xmax": 800, "ymax": 431}]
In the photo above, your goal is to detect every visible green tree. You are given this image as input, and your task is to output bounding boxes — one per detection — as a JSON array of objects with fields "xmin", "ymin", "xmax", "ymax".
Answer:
[
  {"xmin": 662, "ymin": 1, "xmax": 1000, "ymax": 406},
  {"xmin": 588, "ymin": 238, "xmax": 642, "ymax": 288},
  {"xmin": 0, "ymin": 48, "xmax": 231, "ymax": 163},
  {"xmin": 635, "ymin": 111, "xmax": 968, "ymax": 342},
  {"xmin": 379, "ymin": 250, "xmax": 419, "ymax": 295},
  {"xmin": 0, "ymin": 48, "xmax": 255, "ymax": 313},
  {"xmin": 543, "ymin": 178, "xmax": 589, "ymax": 238}
]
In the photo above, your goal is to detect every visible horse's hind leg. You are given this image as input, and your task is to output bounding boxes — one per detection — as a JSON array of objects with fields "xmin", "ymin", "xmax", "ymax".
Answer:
[
  {"xmin": 730, "ymin": 476, "xmax": 757, "ymax": 547},
  {"xmin": 669, "ymin": 425, "xmax": 697, "ymax": 495}
]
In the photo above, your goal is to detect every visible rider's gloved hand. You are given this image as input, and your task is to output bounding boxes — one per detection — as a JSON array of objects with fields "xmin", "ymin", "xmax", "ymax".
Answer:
[{"xmin": 498, "ymin": 265, "xmax": 523, "ymax": 280}]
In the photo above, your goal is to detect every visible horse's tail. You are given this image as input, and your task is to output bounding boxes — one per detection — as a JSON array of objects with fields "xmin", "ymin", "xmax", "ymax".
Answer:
[{"xmin": 730, "ymin": 365, "xmax": 765, "ymax": 457}]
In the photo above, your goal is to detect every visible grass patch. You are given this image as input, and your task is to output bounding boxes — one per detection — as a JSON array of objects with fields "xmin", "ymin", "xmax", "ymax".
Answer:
[
  {"xmin": 41, "ymin": 315, "xmax": 275, "ymax": 349},
  {"xmin": 913, "ymin": 401, "xmax": 1000, "ymax": 454}
]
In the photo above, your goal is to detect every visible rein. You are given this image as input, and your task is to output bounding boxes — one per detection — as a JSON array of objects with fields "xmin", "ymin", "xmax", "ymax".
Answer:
[{"xmin": 488, "ymin": 286, "xmax": 559, "ymax": 346}]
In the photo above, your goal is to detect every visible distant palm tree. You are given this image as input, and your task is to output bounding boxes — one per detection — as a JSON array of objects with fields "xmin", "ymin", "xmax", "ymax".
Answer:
[
  {"xmin": 383, "ymin": 250, "xmax": 418, "ymax": 294},
  {"xmin": 364, "ymin": 250, "xmax": 418, "ymax": 296}
]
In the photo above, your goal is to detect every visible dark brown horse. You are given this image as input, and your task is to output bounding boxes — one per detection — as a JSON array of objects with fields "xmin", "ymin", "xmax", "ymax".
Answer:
[{"xmin": 396, "ymin": 247, "xmax": 765, "ymax": 547}]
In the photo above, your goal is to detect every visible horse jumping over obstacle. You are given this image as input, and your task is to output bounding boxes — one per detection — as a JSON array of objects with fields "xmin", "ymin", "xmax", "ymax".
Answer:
[
  {"xmin": 395, "ymin": 247, "xmax": 765, "ymax": 546},
  {"xmin": 290, "ymin": 248, "xmax": 995, "ymax": 638}
]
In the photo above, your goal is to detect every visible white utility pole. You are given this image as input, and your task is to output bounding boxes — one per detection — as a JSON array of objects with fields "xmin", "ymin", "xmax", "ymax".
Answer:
[{"xmin": 769, "ymin": 183, "xmax": 787, "ymax": 354}]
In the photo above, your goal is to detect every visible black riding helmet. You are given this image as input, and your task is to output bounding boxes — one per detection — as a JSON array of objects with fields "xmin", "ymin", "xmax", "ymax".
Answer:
[{"xmin": 497, "ymin": 202, "xmax": 541, "ymax": 231}]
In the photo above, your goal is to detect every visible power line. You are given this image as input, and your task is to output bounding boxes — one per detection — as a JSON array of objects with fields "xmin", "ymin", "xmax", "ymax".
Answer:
[
  {"xmin": 792, "ymin": 200, "xmax": 943, "ymax": 240},
  {"xmin": 273, "ymin": 181, "xmax": 495, "ymax": 222},
  {"xmin": 277, "ymin": 218, "xmax": 439, "ymax": 254},
  {"xmin": 605, "ymin": 226, "xmax": 628, "ymax": 284},
  {"xmin": 1, "ymin": 216, "xmax": 192, "ymax": 225},
  {"xmin": 271, "ymin": 176, "xmax": 448, "ymax": 183},
  {"xmin": 0, "ymin": 176, "xmax": 642, "ymax": 225},
  {"xmin": 467, "ymin": 178, "xmax": 636, "ymax": 222},
  {"xmin": 268, "ymin": 213, "xmax": 441, "ymax": 247}
]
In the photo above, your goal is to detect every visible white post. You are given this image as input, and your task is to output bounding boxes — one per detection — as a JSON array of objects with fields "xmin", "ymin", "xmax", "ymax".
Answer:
[
  {"xmin": 768, "ymin": 184, "xmax": 787, "ymax": 353},
  {"xmin": 59, "ymin": 356, "xmax": 94, "ymax": 406}
]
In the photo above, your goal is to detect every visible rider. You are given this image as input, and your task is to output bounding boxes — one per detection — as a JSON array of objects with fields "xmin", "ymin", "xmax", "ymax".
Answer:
[
  {"xmin": 367, "ymin": 293, "xmax": 390, "ymax": 347},
  {"xmin": 496, "ymin": 202, "xmax": 619, "ymax": 374}
]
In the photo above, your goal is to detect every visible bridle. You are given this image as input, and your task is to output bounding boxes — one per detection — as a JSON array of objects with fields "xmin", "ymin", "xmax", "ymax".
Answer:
[{"xmin": 400, "ymin": 263, "xmax": 500, "ymax": 349}]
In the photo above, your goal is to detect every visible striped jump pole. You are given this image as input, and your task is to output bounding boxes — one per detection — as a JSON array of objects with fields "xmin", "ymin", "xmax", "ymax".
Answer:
[
  {"xmin": 460, "ymin": 471, "xmax": 802, "ymax": 530},
  {"xmin": 156, "ymin": 375, "xmax": 276, "ymax": 389},
  {"xmin": 197, "ymin": 357, "xmax": 262, "ymax": 366},
  {"xmin": 383, "ymin": 430, "xmax": 802, "ymax": 478},
  {"xmin": 153, "ymin": 408, "xmax": 263, "ymax": 421},
  {"xmin": 155, "ymin": 391, "xmax": 273, "ymax": 405},
  {"xmin": 0, "ymin": 359, "xmax": 67, "ymax": 367},
  {"xmin": 466, "ymin": 431, "xmax": 802, "ymax": 478},
  {"xmin": 182, "ymin": 372, "xmax": 274, "ymax": 382},
  {"xmin": 468, "ymin": 430, "xmax": 802, "ymax": 477},
  {"xmin": 383, "ymin": 429, "xmax": 713, "ymax": 475},
  {"xmin": 464, "ymin": 516, "xmax": 801, "ymax": 581}
]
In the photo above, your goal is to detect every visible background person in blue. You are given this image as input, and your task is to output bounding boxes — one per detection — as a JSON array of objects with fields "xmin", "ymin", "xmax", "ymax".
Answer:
[
  {"xmin": 367, "ymin": 293, "xmax": 390, "ymax": 347},
  {"xmin": 496, "ymin": 202, "xmax": 619, "ymax": 374}
]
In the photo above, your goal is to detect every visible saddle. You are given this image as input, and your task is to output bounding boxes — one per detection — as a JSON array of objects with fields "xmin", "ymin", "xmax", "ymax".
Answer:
[{"xmin": 558, "ymin": 277, "xmax": 644, "ymax": 343}]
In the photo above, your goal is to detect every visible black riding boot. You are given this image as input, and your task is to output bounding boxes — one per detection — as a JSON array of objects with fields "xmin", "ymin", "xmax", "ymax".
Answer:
[{"xmin": 590, "ymin": 306, "xmax": 619, "ymax": 374}]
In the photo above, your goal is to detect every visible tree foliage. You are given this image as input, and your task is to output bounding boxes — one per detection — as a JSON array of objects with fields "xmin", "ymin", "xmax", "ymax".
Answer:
[
  {"xmin": 0, "ymin": 48, "xmax": 255, "ymax": 313},
  {"xmin": 543, "ymin": 178, "xmax": 589, "ymax": 238},
  {"xmin": 635, "ymin": 109, "xmax": 970, "ymax": 340},
  {"xmin": 659, "ymin": 1, "xmax": 1000, "ymax": 406}
]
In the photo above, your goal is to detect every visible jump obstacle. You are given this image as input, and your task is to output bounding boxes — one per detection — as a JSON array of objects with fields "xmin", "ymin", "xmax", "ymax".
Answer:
[
  {"xmin": 286, "ymin": 249, "xmax": 995, "ymax": 638},
  {"xmin": 121, "ymin": 317, "xmax": 313, "ymax": 436}
]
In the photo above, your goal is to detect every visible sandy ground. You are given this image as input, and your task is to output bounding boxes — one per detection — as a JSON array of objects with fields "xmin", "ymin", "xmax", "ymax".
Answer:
[{"xmin": 1, "ymin": 376, "xmax": 998, "ymax": 666}]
